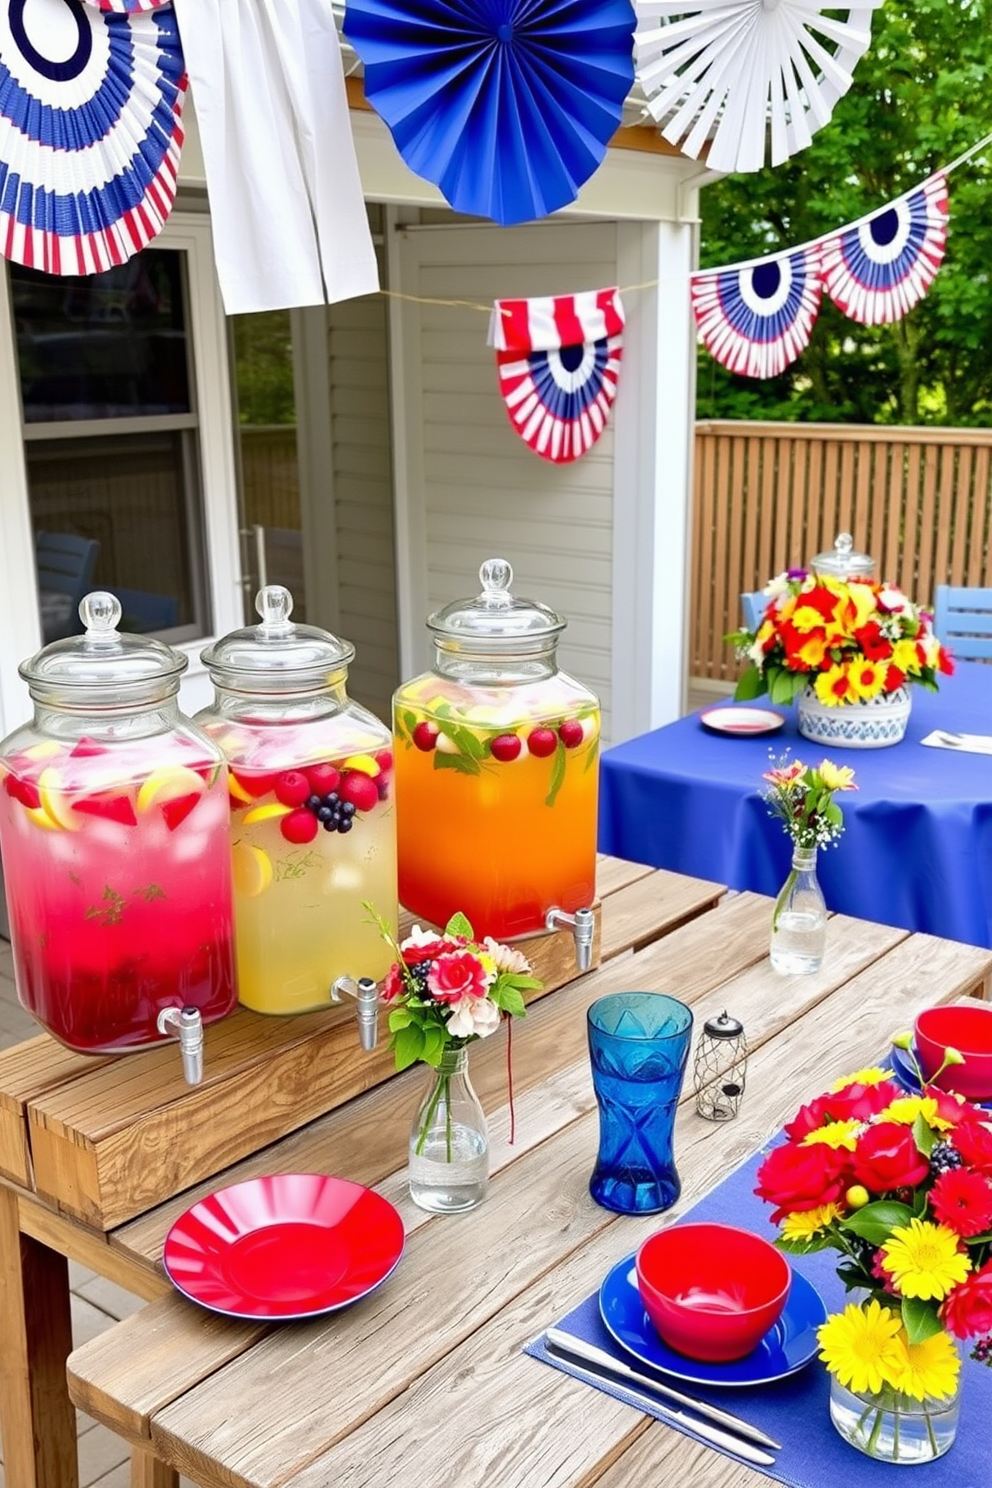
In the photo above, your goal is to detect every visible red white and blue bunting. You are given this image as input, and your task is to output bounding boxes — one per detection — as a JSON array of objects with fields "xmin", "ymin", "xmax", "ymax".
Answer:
[
  {"xmin": 691, "ymin": 244, "xmax": 822, "ymax": 380},
  {"xmin": 692, "ymin": 172, "xmax": 955, "ymax": 378},
  {"xmin": 819, "ymin": 173, "xmax": 949, "ymax": 326},
  {"xmin": 489, "ymin": 288, "xmax": 624, "ymax": 463},
  {"xmin": 0, "ymin": 0, "xmax": 185, "ymax": 274}
]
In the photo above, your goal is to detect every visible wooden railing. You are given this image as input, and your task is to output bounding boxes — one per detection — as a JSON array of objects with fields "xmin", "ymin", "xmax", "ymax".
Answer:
[{"xmin": 691, "ymin": 420, "xmax": 992, "ymax": 683}]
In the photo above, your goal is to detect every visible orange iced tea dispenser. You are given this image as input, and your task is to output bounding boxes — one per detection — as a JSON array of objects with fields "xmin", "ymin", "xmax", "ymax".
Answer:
[
  {"xmin": 393, "ymin": 558, "xmax": 599, "ymax": 957},
  {"xmin": 0, "ymin": 592, "xmax": 237, "ymax": 1076},
  {"xmin": 198, "ymin": 585, "xmax": 397, "ymax": 1017}
]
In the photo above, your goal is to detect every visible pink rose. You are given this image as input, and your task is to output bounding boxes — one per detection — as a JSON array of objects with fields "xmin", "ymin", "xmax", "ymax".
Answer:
[
  {"xmin": 380, "ymin": 963, "xmax": 406, "ymax": 1003},
  {"xmin": 427, "ymin": 949, "xmax": 490, "ymax": 1004}
]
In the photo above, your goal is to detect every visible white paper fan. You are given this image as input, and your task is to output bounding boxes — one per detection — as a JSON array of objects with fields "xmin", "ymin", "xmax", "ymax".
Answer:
[{"xmin": 635, "ymin": 1, "xmax": 882, "ymax": 173}]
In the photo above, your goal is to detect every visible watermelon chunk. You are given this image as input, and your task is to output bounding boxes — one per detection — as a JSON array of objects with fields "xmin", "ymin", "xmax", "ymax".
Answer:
[
  {"xmin": 72, "ymin": 793, "xmax": 138, "ymax": 827},
  {"xmin": 162, "ymin": 792, "xmax": 203, "ymax": 831}
]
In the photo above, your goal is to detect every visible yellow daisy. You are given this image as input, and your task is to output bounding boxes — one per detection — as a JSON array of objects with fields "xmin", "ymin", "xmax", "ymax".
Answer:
[
  {"xmin": 880, "ymin": 1219, "xmax": 971, "ymax": 1300},
  {"xmin": 830, "ymin": 1066, "xmax": 889, "ymax": 1090},
  {"xmin": 891, "ymin": 637, "xmax": 924, "ymax": 676},
  {"xmin": 846, "ymin": 658, "xmax": 889, "ymax": 701},
  {"xmin": 883, "ymin": 1094, "xmax": 954, "ymax": 1132},
  {"xmin": 818, "ymin": 762, "xmax": 857, "ymax": 793},
  {"xmin": 780, "ymin": 1203, "xmax": 844, "ymax": 1241},
  {"xmin": 803, "ymin": 1120, "xmax": 861, "ymax": 1151},
  {"xmin": 888, "ymin": 1329, "xmax": 961, "ymax": 1403},
  {"xmin": 818, "ymin": 1300, "xmax": 904, "ymax": 1395},
  {"xmin": 814, "ymin": 663, "xmax": 857, "ymax": 706}
]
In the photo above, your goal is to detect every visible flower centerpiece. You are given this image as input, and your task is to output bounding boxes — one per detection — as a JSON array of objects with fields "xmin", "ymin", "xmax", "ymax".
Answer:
[
  {"xmin": 729, "ymin": 571, "xmax": 953, "ymax": 748},
  {"xmin": 755, "ymin": 1048, "xmax": 992, "ymax": 1462},
  {"xmin": 762, "ymin": 756, "xmax": 856, "ymax": 974},
  {"xmin": 368, "ymin": 905, "xmax": 541, "ymax": 1212}
]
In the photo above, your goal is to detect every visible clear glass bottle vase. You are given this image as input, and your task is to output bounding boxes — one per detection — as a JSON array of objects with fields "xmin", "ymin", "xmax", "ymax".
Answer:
[
  {"xmin": 829, "ymin": 1371, "xmax": 960, "ymax": 1463},
  {"xmin": 408, "ymin": 1046, "xmax": 489, "ymax": 1213},
  {"xmin": 770, "ymin": 845, "xmax": 827, "ymax": 975}
]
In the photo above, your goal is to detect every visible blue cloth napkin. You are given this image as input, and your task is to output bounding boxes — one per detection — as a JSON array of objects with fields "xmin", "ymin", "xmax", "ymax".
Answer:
[{"xmin": 526, "ymin": 1147, "xmax": 990, "ymax": 1487}]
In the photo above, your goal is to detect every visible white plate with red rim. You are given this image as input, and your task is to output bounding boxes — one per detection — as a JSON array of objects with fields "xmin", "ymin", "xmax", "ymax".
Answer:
[{"xmin": 699, "ymin": 706, "xmax": 785, "ymax": 737}]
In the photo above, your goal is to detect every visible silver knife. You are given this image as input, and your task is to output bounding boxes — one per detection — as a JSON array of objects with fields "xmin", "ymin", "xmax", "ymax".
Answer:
[
  {"xmin": 544, "ymin": 1338, "xmax": 777, "ymax": 1468},
  {"xmin": 546, "ymin": 1328, "xmax": 780, "ymax": 1452}
]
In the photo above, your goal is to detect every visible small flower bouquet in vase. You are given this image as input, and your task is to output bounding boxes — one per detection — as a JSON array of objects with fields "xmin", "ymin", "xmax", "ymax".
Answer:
[
  {"xmin": 762, "ymin": 757, "xmax": 857, "ymax": 975},
  {"xmin": 756, "ymin": 1051, "xmax": 992, "ymax": 1463},
  {"xmin": 368, "ymin": 906, "xmax": 541, "ymax": 1214},
  {"xmin": 730, "ymin": 571, "xmax": 953, "ymax": 749}
]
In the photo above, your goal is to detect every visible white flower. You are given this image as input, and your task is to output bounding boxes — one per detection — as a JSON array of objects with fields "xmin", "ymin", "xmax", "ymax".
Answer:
[
  {"xmin": 482, "ymin": 936, "xmax": 530, "ymax": 975},
  {"xmin": 401, "ymin": 923, "xmax": 444, "ymax": 950},
  {"xmin": 877, "ymin": 584, "xmax": 910, "ymax": 614},
  {"xmin": 445, "ymin": 993, "xmax": 501, "ymax": 1040},
  {"xmin": 766, "ymin": 572, "xmax": 792, "ymax": 598}
]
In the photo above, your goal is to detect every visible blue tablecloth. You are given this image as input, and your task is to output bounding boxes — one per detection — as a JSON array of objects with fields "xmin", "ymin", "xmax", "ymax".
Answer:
[{"xmin": 598, "ymin": 662, "xmax": 992, "ymax": 948}]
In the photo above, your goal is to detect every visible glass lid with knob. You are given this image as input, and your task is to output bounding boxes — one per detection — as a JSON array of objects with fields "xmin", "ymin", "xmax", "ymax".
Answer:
[
  {"xmin": 428, "ymin": 558, "xmax": 566, "ymax": 655},
  {"xmin": 809, "ymin": 533, "xmax": 875, "ymax": 581},
  {"xmin": 19, "ymin": 591, "xmax": 188, "ymax": 707},
  {"xmin": 200, "ymin": 585, "xmax": 355, "ymax": 693}
]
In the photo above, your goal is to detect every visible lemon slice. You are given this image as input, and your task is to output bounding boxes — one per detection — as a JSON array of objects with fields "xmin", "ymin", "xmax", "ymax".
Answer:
[
  {"xmin": 342, "ymin": 753, "xmax": 380, "ymax": 777},
  {"xmin": 25, "ymin": 805, "xmax": 61, "ymax": 832},
  {"xmin": 242, "ymin": 802, "xmax": 292, "ymax": 825},
  {"xmin": 227, "ymin": 773, "xmax": 255, "ymax": 804},
  {"xmin": 136, "ymin": 765, "xmax": 206, "ymax": 815},
  {"xmin": 232, "ymin": 842, "xmax": 273, "ymax": 897},
  {"xmin": 37, "ymin": 768, "xmax": 79, "ymax": 831},
  {"xmin": 24, "ymin": 740, "xmax": 62, "ymax": 761}
]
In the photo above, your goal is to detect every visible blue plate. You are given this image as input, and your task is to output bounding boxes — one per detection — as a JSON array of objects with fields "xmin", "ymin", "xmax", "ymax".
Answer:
[
  {"xmin": 888, "ymin": 1042, "xmax": 992, "ymax": 1110},
  {"xmin": 599, "ymin": 1255, "xmax": 826, "ymax": 1389}
]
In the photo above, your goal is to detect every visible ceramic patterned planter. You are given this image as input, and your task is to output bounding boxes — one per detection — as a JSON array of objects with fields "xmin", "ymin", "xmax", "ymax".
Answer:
[{"xmin": 797, "ymin": 684, "xmax": 912, "ymax": 749}]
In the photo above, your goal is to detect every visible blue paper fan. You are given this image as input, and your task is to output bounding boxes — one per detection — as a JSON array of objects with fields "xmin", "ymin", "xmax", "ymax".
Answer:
[
  {"xmin": 343, "ymin": 0, "xmax": 636, "ymax": 225},
  {"xmin": 820, "ymin": 174, "xmax": 949, "ymax": 326},
  {"xmin": 691, "ymin": 245, "xmax": 822, "ymax": 379},
  {"xmin": 0, "ymin": 0, "xmax": 185, "ymax": 274}
]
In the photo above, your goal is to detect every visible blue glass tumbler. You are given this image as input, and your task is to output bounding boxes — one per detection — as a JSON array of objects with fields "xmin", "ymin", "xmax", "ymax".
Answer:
[{"xmin": 587, "ymin": 992, "xmax": 693, "ymax": 1214}]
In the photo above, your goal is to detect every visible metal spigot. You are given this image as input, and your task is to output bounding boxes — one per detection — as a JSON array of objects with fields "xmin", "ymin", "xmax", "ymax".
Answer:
[
  {"xmin": 545, "ymin": 905, "xmax": 595, "ymax": 972},
  {"xmin": 330, "ymin": 976, "xmax": 379, "ymax": 1051},
  {"xmin": 156, "ymin": 1005, "xmax": 204, "ymax": 1086}
]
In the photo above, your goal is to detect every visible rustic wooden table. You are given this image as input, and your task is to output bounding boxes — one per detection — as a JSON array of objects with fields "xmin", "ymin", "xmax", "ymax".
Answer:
[
  {"xmin": 62, "ymin": 874, "xmax": 992, "ymax": 1488},
  {"xmin": 0, "ymin": 856, "xmax": 721, "ymax": 1488}
]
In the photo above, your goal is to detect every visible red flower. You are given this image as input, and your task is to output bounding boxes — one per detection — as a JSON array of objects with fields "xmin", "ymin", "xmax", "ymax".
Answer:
[
  {"xmin": 941, "ymin": 1259, "xmax": 992, "ymax": 1340},
  {"xmin": 938, "ymin": 649, "xmax": 955, "ymax": 676},
  {"xmin": 427, "ymin": 949, "xmax": 489, "ymax": 1004},
  {"xmin": 380, "ymin": 963, "xmax": 407, "ymax": 1003},
  {"xmin": 922, "ymin": 1087, "xmax": 972, "ymax": 1127},
  {"xmin": 854, "ymin": 621, "xmax": 893, "ymax": 662},
  {"xmin": 784, "ymin": 1080, "xmax": 901, "ymax": 1141},
  {"xmin": 930, "ymin": 1167, "xmax": 992, "ymax": 1238},
  {"xmin": 755, "ymin": 1141, "xmax": 850, "ymax": 1223},
  {"xmin": 851, "ymin": 1122, "xmax": 930, "ymax": 1194},
  {"xmin": 403, "ymin": 936, "xmax": 456, "ymax": 966},
  {"xmin": 953, "ymin": 1120, "xmax": 992, "ymax": 1175}
]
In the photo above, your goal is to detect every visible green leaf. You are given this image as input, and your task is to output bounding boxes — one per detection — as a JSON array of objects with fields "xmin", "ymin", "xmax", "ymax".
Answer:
[
  {"xmin": 901, "ymin": 1296, "xmax": 944, "ymax": 1345},
  {"xmin": 772, "ymin": 1234, "xmax": 833, "ymax": 1256},
  {"xmin": 420, "ymin": 1024, "xmax": 447, "ymax": 1066},
  {"xmin": 400, "ymin": 709, "xmax": 418, "ymax": 740},
  {"xmin": 912, "ymin": 1111, "xmax": 935, "ymax": 1156},
  {"xmin": 445, "ymin": 911, "xmax": 474, "ymax": 939},
  {"xmin": 768, "ymin": 668, "xmax": 802, "ymax": 706},
  {"xmin": 733, "ymin": 665, "xmax": 765, "ymax": 701},
  {"xmin": 494, "ymin": 985, "xmax": 527, "ymax": 1018},
  {"xmin": 434, "ymin": 752, "xmax": 481, "ymax": 775},
  {"xmin": 392, "ymin": 1024, "xmax": 425, "ymax": 1071},
  {"xmin": 841, "ymin": 1200, "xmax": 914, "ymax": 1246},
  {"xmin": 545, "ymin": 739, "xmax": 567, "ymax": 807},
  {"xmin": 387, "ymin": 1007, "xmax": 414, "ymax": 1031}
]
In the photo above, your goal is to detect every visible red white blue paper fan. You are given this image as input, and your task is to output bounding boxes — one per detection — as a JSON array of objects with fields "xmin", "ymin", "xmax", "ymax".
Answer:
[
  {"xmin": 819, "ymin": 174, "xmax": 949, "ymax": 326},
  {"xmin": 343, "ymin": 0, "xmax": 636, "ymax": 226},
  {"xmin": 489, "ymin": 288, "xmax": 624, "ymax": 462},
  {"xmin": 691, "ymin": 245, "xmax": 821, "ymax": 378},
  {"xmin": 78, "ymin": 2, "xmax": 172, "ymax": 11},
  {"xmin": 634, "ymin": 1, "xmax": 880, "ymax": 173},
  {"xmin": 0, "ymin": 0, "xmax": 185, "ymax": 274}
]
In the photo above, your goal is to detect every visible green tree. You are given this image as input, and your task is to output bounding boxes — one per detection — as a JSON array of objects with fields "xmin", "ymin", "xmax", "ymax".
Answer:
[{"xmin": 696, "ymin": 0, "xmax": 992, "ymax": 426}]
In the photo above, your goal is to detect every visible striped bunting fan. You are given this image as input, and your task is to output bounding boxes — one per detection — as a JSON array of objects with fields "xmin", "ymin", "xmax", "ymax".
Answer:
[
  {"xmin": 489, "ymin": 289, "xmax": 625, "ymax": 463},
  {"xmin": 78, "ymin": 2, "xmax": 172, "ymax": 10},
  {"xmin": 0, "ymin": 0, "xmax": 185, "ymax": 274},
  {"xmin": 819, "ymin": 174, "xmax": 950, "ymax": 326},
  {"xmin": 691, "ymin": 245, "xmax": 821, "ymax": 379}
]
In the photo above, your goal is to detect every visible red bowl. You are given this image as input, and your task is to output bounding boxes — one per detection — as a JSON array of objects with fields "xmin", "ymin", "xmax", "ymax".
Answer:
[
  {"xmin": 635, "ymin": 1222, "xmax": 791, "ymax": 1363},
  {"xmin": 915, "ymin": 1004, "xmax": 992, "ymax": 1099}
]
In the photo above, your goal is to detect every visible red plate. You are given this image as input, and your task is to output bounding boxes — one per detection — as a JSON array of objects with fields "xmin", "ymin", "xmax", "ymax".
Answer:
[{"xmin": 163, "ymin": 1174, "xmax": 405, "ymax": 1320}]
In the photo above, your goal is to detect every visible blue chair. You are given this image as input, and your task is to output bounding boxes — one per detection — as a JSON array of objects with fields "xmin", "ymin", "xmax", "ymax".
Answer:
[
  {"xmin": 740, "ymin": 590, "xmax": 768, "ymax": 632},
  {"xmin": 933, "ymin": 585, "xmax": 992, "ymax": 661},
  {"xmin": 108, "ymin": 587, "xmax": 180, "ymax": 634},
  {"xmin": 35, "ymin": 530, "xmax": 100, "ymax": 639}
]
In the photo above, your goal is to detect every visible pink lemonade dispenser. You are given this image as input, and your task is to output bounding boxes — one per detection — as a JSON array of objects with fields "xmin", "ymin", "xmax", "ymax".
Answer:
[{"xmin": 0, "ymin": 592, "xmax": 236, "ymax": 1076}]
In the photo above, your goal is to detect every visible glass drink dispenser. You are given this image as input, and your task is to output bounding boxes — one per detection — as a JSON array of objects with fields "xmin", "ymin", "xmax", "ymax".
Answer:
[
  {"xmin": 198, "ymin": 586, "xmax": 397, "ymax": 1015},
  {"xmin": 0, "ymin": 593, "xmax": 236, "ymax": 1066},
  {"xmin": 393, "ymin": 559, "xmax": 599, "ymax": 950}
]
